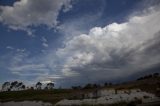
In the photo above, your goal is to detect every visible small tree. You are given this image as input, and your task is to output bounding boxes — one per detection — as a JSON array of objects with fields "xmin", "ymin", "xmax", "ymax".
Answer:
[
  {"xmin": 2, "ymin": 82, "xmax": 10, "ymax": 91},
  {"xmin": 46, "ymin": 82, "xmax": 54, "ymax": 90},
  {"xmin": 10, "ymin": 81, "xmax": 18, "ymax": 90},
  {"xmin": 36, "ymin": 82, "xmax": 42, "ymax": 90},
  {"xmin": 153, "ymin": 73, "xmax": 159, "ymax": 77},
  {"xmin": 72, "ymin": 86, "xmax": 81, "ymax": 90},
  {"xmin": 109, "ymin": 82, "xmax": 112, "ymax": 86},
  {"xmin": 30, "ymin": 86, "xmax": 34, "ymax": 90},
  {"xmin": 16, "ymin": 82, "xmax": 23, "ymax": 90},
  {"xmin": 22, "ymin": 85, "xmax": 26, "ymax": 90},
  {"xmin": 104, "ymin": 82, "xmax": 108, "ymax": 86},
  {"xmin": 83, "ymin": 83, "xmax": 92, "ymax": 89}
]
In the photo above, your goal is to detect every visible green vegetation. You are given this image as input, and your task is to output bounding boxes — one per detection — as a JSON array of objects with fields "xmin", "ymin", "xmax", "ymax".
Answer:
[
  {"xmin": 0, "ymin": 89, "xmax": 75, "ymax": 104},
  {"xmin": 0, "ymin": 73, "xmax": 160, "ymax": 105}
]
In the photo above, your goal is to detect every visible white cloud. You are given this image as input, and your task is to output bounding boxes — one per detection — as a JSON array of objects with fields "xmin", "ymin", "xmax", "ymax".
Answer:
[
  {"xmin": 1, "ymin": 2, "xmax": 160, "ymax": 87},
  {"xmin": 42, "ymin": 42, "xmax": 49, "ymax": 48},
  {"xmin": 6, "ymin": 46, "xmax": 14, "ymax": 50},
  {"xmin": 9, "ymin": 64, "xmax": 47, "ymax": 72},
  {"xmin": 50, "ymin": 6, "xmax": 160, "ymax": 85},
  {"xmin": 41, "ymin": 37, "xmax": 49, "ymax": 48},
  {"xmin": 16, "ymin": 48, "xmax": 26, "ymax": 52},
  {"xmin": 2, "ymin": 49, "xmax": 49, "ymax": 77},
  {"xmin": 0, "ymin": 0, "xmax": 72, "ymax": 34},
  {"xmin": 41, "ymin": 37, "xmax": 47, "ymax": 42}
]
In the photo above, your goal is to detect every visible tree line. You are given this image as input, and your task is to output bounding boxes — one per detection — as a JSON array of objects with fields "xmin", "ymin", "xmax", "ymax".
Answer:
[
  {"xmin": 136, "ymin": 73, "xmax": 159, "ymax": 81},
  {"xmin": 1, "ymin": 73, "xmax": 159, "ymax": 91},
  {"xmin": 72, "ymin": 73, "xmax": 160, "ymax": 90},
  {"xmin": 1, "ymin": 81, "xmax": 54, "ymax": 91},
  {"xmin": 72, "ymin": 82, "xmax": 113, "ymax": 90}
]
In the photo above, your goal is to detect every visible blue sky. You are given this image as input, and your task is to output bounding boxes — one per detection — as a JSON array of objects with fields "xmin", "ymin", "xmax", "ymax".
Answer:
[{"xmin": 0, "ymin": 0, "xmax": 160, "ymax": 87}]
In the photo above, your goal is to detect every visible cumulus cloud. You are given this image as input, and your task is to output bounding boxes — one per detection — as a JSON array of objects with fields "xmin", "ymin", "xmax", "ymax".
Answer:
[
  {"xmin": 1, "ymin": 2, "xmax": 160, "ymax": 87},
  {"xmin": 41, "ymin": 37, "xmax": 49, "ymax": 48},
  {"xmin": 0, "ymin": 0, "xmax": 72, "ymax": 34},
  {"xmin": 51, "ymin": 6, "xmax": 160, "ymax": 86}
]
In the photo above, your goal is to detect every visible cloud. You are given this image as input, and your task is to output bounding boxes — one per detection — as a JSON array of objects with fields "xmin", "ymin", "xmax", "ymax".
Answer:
[
  {"xmin": 9, "ymin": 64, "xmax": 48, "ymax": 72},
  {"xmin": 2, "ymin": 48, "xmax": 48, "ymax": 77},
  {"xmin": 1, "ymin": 1, "xmax": 160, "ymax": 87},
  {"xmin": 51, "ymin": 6, "xmax": 160, "ymax": 86},
  {"xmin": 42, "ymin": 43, "xmax": 49, "ymax": 48},
  {"xmin": 6, "ymin": 46, "xmax": 14, "ymax": 50},
  {"xmin": 0, "ymin": 0, "xmax": 72, "ymax": 34},
  {"xmin": 41, "ymin": 37, "xmax": 49, "ymax": 48},
  {"xmin": 41, "ymin": 37, "xmax": 47, "ymax": 42}
]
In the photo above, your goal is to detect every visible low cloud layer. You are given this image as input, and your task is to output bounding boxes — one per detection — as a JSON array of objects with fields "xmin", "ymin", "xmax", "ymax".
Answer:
[
  {"xmin": 0, "ymin": 0, "xmax": 72, "ymax": 34},
  {"xmin": 51, "ymin": 6, "xmax": 160, "ymax": 86}
]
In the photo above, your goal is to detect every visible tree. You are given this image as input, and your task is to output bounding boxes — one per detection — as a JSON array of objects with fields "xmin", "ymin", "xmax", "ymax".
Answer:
[
  {"xmin": 11, "ymin": 81, "xmax": 18, "ymax": 86},
  {"xmin": 104, "ymin": 82, "xmax": 108, "ymax": 86},
  {"xmin": 2, "ymin": 82, "xmax": 10, "ymax": 91},
  {"xmin": 22, "ymin": 85, "xmax": 25, "ymax": 90},
  {"xmin": 2, "ymin": 81, "xmax": 26, "ymax": 91},
  {"xmin": 83, "ymin": 83, "xmax": 92, "ymax": 89},
  {"xmin": 72, "ymin": 86, "xmax": 81, "ymax": 90},
  {"xmin": 11, "ymin": 81, "xmax": 18, "ymax": 89},
  {"xmin": 16, "ymin": 82, "xmax": 23, "ymax": 90},
  {"xmin": 93, "ymin": 84, "xmax": 100, "ymax": 88},
  {"xmin": 153, "ymin": 73, "xmax": 159, "ymax": 77},
  {"xmin": 109, "ymin": 82, "xmax": 112, "ymax": 86},
  {"xmin": 36, "ymin": 82, "xmax": 42, "ymax": 90},
  {"xmin": 137, "ymin": 77, "xmax": 143, "ymax": 81},
  {"xmin": 46, "ymin": 82, "xmax": 54, "ymax": 90},
  {"xmin": 30, "ymin": 86, "xmax": 34, "ymax": 90},
  {"xmin": 10, "ymin": 81, "xmax": 21, "ymax": 91}
]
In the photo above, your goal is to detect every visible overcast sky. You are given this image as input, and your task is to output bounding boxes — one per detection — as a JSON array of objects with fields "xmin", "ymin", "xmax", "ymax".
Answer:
[{"xmin": 0, "ymin": 0, "xmax": 160, "ymax": 87}]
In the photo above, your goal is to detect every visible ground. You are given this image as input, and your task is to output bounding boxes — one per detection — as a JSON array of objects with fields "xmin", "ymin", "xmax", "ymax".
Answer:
[{"xmin": 0, "ymin": 76, "xmax": 160, "ymax": 105}]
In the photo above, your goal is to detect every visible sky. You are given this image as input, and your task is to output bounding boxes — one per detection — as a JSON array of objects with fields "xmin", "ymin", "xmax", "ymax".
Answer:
[{"xmin": 0, "ymin": 0, "xmax": 160, "ymax": 88}]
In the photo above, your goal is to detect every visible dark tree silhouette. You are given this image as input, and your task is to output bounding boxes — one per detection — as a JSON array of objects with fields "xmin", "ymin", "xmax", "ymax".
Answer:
[
  {"xmin": 153, "ymin": 73, "xmax": 159, "ymax": 77},
  {"xmin": 11, "ymin": 81, "xmax": 18, "ymax": 88},
  {"xmin": 46, "ymin": 82, "xmax": 54, "ymax": 90},
  {"xmin": 109, "ymin": 82, "xmax": 112, "ymax": 86},
  {"xmin": 2, "ymin": 82, "xmax": 10, "ymax": 91},
  {"xmin": 104, "ymin": 82, "xmax": 108, "ymax": 86},
  {"xmin": 30, "ymin": 87, "xmax": 34, "ymax": 90},
  {"xmin": 83, "ymin": 83, "xmax": 92, "ymax": 89},
  {"xmin": 36, "ymin": 82, "xmax": 42, "ymax": 90},
  {"xmin": 21, "ymin": 85, "xmax": 25, "ymax": 90},
  {"xmin": 72, "ymin": 86, "xmax": 81, "ymax": 90},
  {"xmin": 16, "ymin": 82, "xmax": 23, "ymax": 89}
]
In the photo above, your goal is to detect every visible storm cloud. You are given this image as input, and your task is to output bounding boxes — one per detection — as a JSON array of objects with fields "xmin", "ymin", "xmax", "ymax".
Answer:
[
  {"xmin": 0, "ymin": 1, "xmax": 160, "ymax": 87},
  {"xmin": 50, "ymin": 6, "xmax": 160, "ymax": 86}
]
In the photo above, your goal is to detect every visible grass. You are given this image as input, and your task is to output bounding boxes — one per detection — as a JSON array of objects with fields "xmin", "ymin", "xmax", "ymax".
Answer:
[
  {"xmin": 0, "ymin": 89, "xmax": 75, "ymax": 104},
  {"xmin": 0, "ymin": 76, "xmax": 159, "ymax": 105}
]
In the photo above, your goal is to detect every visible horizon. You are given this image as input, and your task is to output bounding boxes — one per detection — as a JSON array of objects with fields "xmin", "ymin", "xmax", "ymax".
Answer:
[{"xmin": 0, "ymin": 0, "xmax": 160, "ymax": 88}]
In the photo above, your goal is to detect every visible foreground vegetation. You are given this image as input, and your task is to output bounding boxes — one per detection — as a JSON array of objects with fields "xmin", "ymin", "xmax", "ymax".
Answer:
[
  {"xmin": 0, "ymin": 89, "xmax": 76, "ymax": 104},
  {"xmin": 0, "ymin": 73, "xmax": 160, "ymax": 105}
]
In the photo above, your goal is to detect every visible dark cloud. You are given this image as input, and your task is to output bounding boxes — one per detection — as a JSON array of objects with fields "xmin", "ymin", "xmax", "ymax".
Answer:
[{"xmin": 49, "ymin": 6, "xmax": 160, "ymax": 87}]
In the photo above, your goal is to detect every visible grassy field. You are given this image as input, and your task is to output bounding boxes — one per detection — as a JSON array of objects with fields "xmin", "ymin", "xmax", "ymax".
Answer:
[
  {"xmin": 0, "ymin": 76, "xmax": 160, "ymax": 105},
  {"xmin": 0, "ymin": 89, "xmax": 77, "ymax": 104}
]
